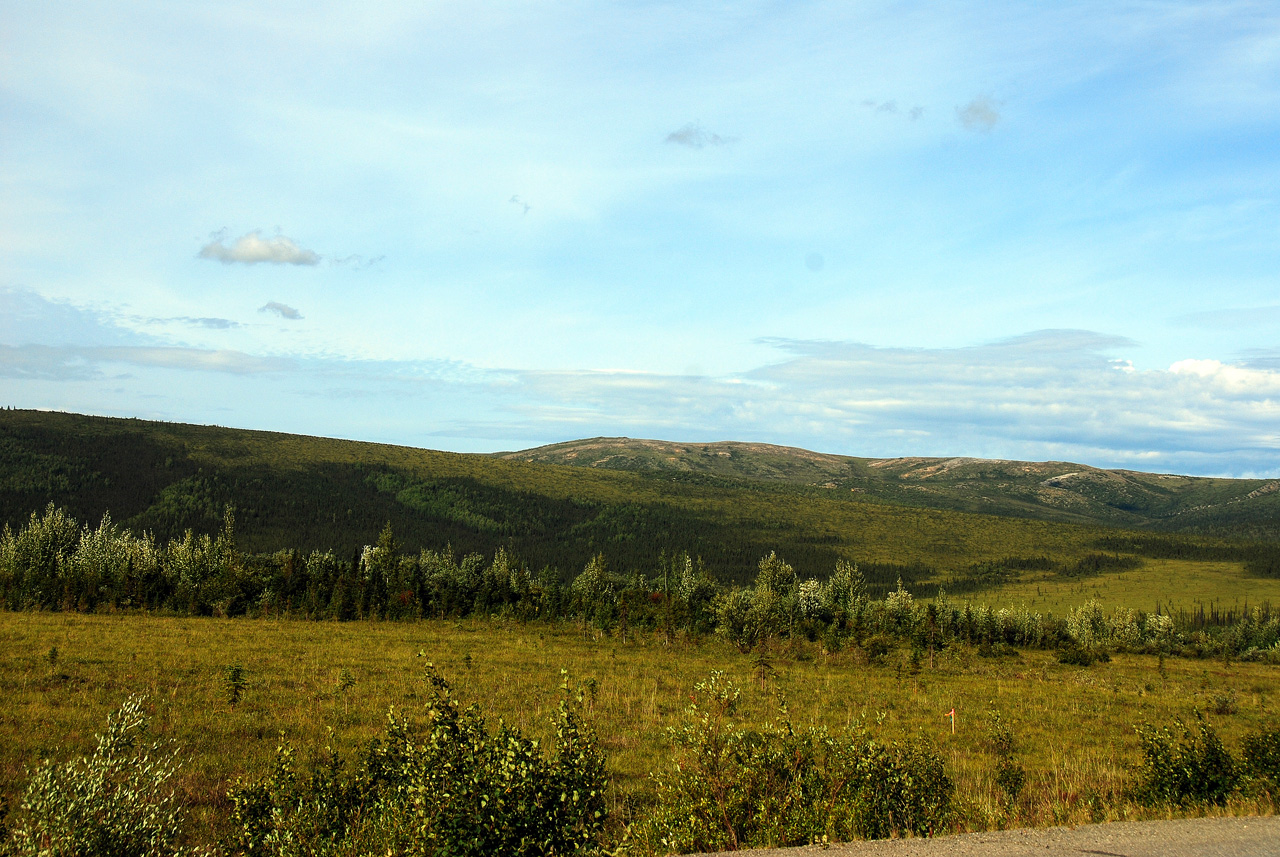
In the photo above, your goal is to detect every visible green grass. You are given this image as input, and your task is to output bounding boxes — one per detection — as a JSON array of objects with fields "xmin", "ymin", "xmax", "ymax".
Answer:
[
  {"xmin": 974, "ymin": 559, "xmax": 1280, "ymax": 616},
  {"xmin": 2, "ymin": 611, "xmax": 1275, "ymax": 850}
]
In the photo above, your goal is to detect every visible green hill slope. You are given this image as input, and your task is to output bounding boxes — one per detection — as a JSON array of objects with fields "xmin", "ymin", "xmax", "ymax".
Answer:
[
  {"xmin": 1, "ymin": 410, "xmax": 1274, "ymax": 590},
  {"xmin": 501, "ymin": 437, "xmax": 1280, "ymax": 538}
]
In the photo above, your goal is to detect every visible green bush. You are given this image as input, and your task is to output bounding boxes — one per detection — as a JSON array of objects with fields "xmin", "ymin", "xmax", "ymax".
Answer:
[
  {"xmin": 986, "ymin": 711, "xmax": 1025, "ymax": 809},
  {"xmin": 5, "ymin": 696, "xmax": 190, "ymax": 857},
  {"xmin": 843, "ymin": 736, "xmax": 953, "ymax": 841},
  {"xmin": 1241, "ymin": 727, "xmax": 1280, "ymax": 794},
  {"xmin": 1058, "ymin": 645, "xmax": 1109, "ymax": 666},
  {"xmin": 227, "ymin": 665, "xmax": 607, "ymax": 856},
  {"xmin": 628, "ymin": 672, "xmax": 952, "ymax": 854},
  {"xmin": 1133, "ymin": 711, "xmax": 1238, "ymax": 806}
]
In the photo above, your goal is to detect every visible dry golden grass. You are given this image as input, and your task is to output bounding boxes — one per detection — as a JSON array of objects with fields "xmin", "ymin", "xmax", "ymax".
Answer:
[{"xmin": 1, "ymin": 611, "xmax": 1275, "ymax": 847}]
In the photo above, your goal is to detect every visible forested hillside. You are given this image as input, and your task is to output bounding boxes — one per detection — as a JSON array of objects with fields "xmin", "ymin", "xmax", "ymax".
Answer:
[{"xmin": 1, "ymin": 409, "xmax": 1276, "ymax": 586}]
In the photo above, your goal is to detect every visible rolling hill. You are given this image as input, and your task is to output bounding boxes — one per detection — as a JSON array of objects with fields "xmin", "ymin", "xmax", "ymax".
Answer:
[
  {"xmin": 500, "ymin": 437, "xmax": 1280, "ymax": 537},
  {"xmin": 1, "ymin": 409, "xmax": 1276, "ymax": 590}
]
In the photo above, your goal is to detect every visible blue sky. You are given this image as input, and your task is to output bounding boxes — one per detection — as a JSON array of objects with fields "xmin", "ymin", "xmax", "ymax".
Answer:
[{"xmin": 3, "ymin": 1, "xmax": 1279, "ymax": 476}]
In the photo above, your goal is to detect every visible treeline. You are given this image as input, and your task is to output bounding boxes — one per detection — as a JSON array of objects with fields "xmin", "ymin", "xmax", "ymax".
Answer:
[{"xmin": 3, "ymin": 505, "xmax": 1278, "ymax": 661}]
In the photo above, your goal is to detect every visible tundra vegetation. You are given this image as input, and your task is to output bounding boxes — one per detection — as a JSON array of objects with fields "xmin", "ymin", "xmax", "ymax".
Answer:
[
  {"xmin": 1, "ymin": 411, "xmax": 1279, "ymax": 853},
  {"xmin": 1, "ymin": 509, "xmax": 1278, "ymax": 854}
]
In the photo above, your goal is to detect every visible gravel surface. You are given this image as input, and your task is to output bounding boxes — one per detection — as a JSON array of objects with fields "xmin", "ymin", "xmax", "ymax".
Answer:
[{"xmin": 690, "ymin": 816, "xmax": 1280, "ymax": 857}]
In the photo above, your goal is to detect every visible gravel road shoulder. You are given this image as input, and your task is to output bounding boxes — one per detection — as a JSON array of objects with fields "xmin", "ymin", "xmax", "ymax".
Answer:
[{"xmin": 690, "ymin": 815, "xmax": 1280, "ymax": 857}]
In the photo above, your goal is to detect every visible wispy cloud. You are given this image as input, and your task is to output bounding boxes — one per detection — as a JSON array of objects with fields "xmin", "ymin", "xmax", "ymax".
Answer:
[
  {"xmin": 1, "ymin": 287, "xmax": 139, "ymax": 347},
  {"xmin": 329, "ymin": 254, "xmax": 385, "ymax": 270},
  {"xmin": 95, "ymin": 346, "xmax": 294, "ymax": 374},
  {"xmin": 198, "ymin": 231, "xmax": 321, "ymax": 266},
  {"xmin": 0, "ymin": 344, "xmax": 98, "ymax": 380},
  {"xmin": 0, "ymin": 344, "xmax": 292, "ymax": 379},
  {"xmin": 956, "ymin": 96, "xmax": 1000, "ymax": 131},
  {"xmin": 665, "ymin": 122, "xmax": 735, "ymax": 149},
  {"xmin": 169, "ymin": 316, "xmax": 240, "ymax": 329},
  {"xmin": 1173, "ymin": 304, "xmax": 1280, "ymax": 330},
  {"xmin": 259, "ymin": 301, "xmax": 303, "ymax": 320},
  {"xmin": 861, "ymin": 99, "xmax": 924, "ymax": 120}
]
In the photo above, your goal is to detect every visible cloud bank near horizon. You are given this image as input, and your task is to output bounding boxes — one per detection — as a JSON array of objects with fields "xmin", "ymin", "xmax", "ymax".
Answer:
[{"xmin": 2, "ymin": 290, "xmax": 1276, "ymax": 477}]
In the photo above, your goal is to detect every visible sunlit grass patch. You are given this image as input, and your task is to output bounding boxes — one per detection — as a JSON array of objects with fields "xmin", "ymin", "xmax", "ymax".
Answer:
[{"xmin": 976, "ymin": 558, "xmax": 1280, "ymax": 616}]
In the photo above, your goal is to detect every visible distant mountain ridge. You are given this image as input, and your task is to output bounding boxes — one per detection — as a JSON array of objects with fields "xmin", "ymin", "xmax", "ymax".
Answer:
[{"xmin": 500, "ymin": 437, "xmax": 1280, "ymax": 536}]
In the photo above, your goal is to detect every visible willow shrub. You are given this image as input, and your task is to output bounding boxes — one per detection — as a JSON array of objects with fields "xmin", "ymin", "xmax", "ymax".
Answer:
[
  {"xmin": 226, "ymin": 665, "xmax": 607, "ymax": 857},
  {"xmin": 1242, "ymin": 728, "xmax": 1280, "ymax": 795},
  {"xmin": 1133, "ymin": 711, "xmax": 1238, "ymax": 806},
  {"xmin": 627, "ymin": 671, "xmax": 953, "ymax": 855},
  {"xmin": 4, "ymin": 697, "xmax": 190, "ymax": 857}
]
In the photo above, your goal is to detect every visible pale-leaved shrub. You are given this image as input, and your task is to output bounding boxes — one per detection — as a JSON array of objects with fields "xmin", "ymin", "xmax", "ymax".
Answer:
[{"xmin": 5, "ymin": 696, "xmax": 190, "ymax": 857}]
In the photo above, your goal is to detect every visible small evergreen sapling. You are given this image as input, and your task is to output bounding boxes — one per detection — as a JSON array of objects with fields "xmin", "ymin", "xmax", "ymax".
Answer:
[
  {"xmin": 986, "ymin": 709, "xmax": 1026, "ymax": 812},
  {"xmin": 223, "ymin": 662, "xmax": 247, "ymax": 707}
]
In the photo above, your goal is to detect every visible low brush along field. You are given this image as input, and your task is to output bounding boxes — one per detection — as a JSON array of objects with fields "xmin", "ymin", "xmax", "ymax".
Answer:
[{"xmin": 1, "ymin": 610, "xmax": 1275, "ymax": 851}]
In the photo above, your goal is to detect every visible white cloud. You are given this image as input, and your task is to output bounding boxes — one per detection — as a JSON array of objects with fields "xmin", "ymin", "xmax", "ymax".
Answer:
[
  {"xmin": 259, "ymin": 301, "xmax": 303, "ymax": 320},
  {"xmin": 198, "ymin": 231, "xmax": 321, "ymax": 266},
  {"xmin": 329, "ymin": 254, "xmax": 385, "ymax": 270},
  {"xmin": 0, "ymin": 344, "xmax": 98, "ymax": 380},
  {"xmin": 1, "ymin": 287, "xmax": 139, "ymax": 347},
  {"xmin": 1170, "ymin": 358, "xmax": 1280, "ymax": 396},
  {"xmin": 471, "ymin": 332, "xmax": 1280, "ymax": 475},
  {"xmin": 180, "ymin": 317, "xmax": 240, "ymax": 329},
  {"xmin": 861, "ymin": 99, "xmax": 924, "ymax": 120},
  {"xmin": 1174, "ymin": 304, "xmax": 1280, "ymax": 329},
  {"xmin": 98, "ymin": 346, "xmax": 293, "ymax": 374}
]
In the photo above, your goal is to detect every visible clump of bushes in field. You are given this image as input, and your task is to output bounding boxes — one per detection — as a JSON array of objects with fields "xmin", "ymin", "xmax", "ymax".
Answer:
[
  {"xmin": 1132, "ymin": 713, "xmax": 1280, "ymax": 807},
  {"xmin": 2, "ymin": 696, "xmax": 192, "ymax": 857},
  {"xmin": 1, "ymin": 669, "xmax": 608, "ymax": 857},
  {"xmin": 626, "ymin": 671, "xmax": 953, "ymax": 854},
  {"xmin": 226, "ymin": 664, "xmax": 607, "ymax": 856}
]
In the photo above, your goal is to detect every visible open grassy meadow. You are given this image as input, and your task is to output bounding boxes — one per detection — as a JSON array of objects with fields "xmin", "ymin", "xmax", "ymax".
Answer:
[
  {"xmin": 2, "ymin": 611, "xmax": 1275, "ymax": 850},
  {"xmin": 977, "ymin": 558, "xmax": 1280, "ymax": 616}
]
